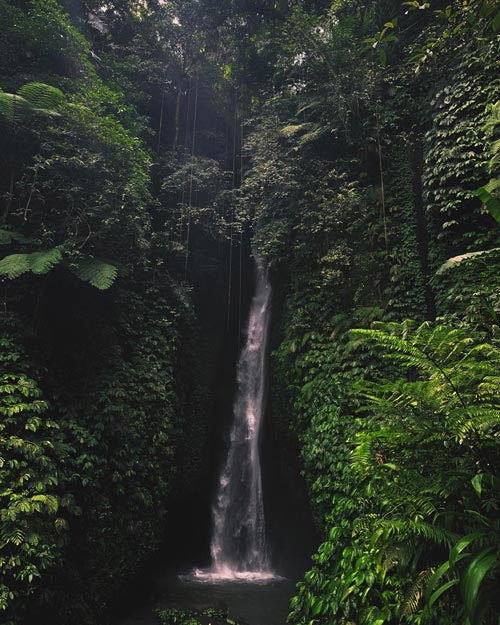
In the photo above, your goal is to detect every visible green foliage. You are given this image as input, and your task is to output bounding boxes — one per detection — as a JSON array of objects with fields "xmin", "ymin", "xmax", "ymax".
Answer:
[
  {"xmin": 156, "ymin": 607, "xmax": 235, "ymax": 625},
  {"xmin": 289, "ymin": 320, "xmax": 500, "ymax": 625},
  {"xmin": 0, "ymin": 248, "xmax": 63, "ymax": 279},
  {"xmin": 241, "ymin": 8, "xmax": 500, "ymax": 625},
  {"xmin": 0, "ymin": 332, "xmax": 73, "ymax": 625},
  {"xmin": 0, "ymin": 245, "xmax": 120, "ymax": 290},
  {"xmin": 69, "ymin": 256, "xmax": 119, "ymax": 290},
  {"xmin": 0, "ymin": 0, "xmax": 221, "ymax": 623},
  {"xmin": 0, "ymin": 82, "xmax": 64, "ymax": 126},
  {"xmin": 423, "ymin": 39, "xmax": 500, "ymax": 263},
  {"xmin": 1, "ymin": 1, "xmax": 500, "ymax": 625},
  {"xmin": 476, "ymin": 100, "xmax": 500, "ymax": 223}
]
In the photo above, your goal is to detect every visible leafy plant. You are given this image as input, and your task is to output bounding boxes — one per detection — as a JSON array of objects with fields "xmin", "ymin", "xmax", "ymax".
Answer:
[
  {"xmin": 0, "ymin": 246, "xmax": 119, "ymax": 290},
  {"xmin": 156, "ymin": 607, "xmax": 234, "ymax": 625},
  {"xmin": 0, "ymin": 333, "xmax": 73, "ymax": 625},
  {"xmin": 0, "ymin": 82, "xmax": 64, "ymax": 127}
]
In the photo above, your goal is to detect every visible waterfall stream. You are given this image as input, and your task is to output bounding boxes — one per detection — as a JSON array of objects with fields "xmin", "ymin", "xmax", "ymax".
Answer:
[{"xmin": 195, "ymin": 254, "xmax": 274, "ymax": 581}]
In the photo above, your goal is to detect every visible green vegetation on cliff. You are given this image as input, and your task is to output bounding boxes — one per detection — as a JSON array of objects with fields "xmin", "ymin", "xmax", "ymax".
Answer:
[
  {"xmin": 238, "ymin": 2, "xmax": 500, "ymax": 623},
  {"xmin": 1, "ymin": 1, "xmax": 499, "ymax": 625}
]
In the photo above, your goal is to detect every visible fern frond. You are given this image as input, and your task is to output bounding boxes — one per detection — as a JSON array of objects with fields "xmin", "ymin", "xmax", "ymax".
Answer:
[
  {"xmin": 280, "ymin": 123, "xmax": 313, "ymax": 137},
  {"xmin": 382, "ymin": 542, "xmax": 415, "ymax": 571},
  {"xmin": 0, "ymin": 253, "xmax": 30, "ymax": 278},
  {"xmin": 0, "ymin": 82, "xmax": 64, "ymax": 126},
  {"xmin": 436, "ymin": 249, "xmax": 500, "ymax": 274},
  {"xmin": 17, "ymin": 82, "xmax": 64, "ymax": 113},
  {"xmin": 374, "ymin": 518, "xmax": 455, "ymax": 547},
  {"xmin": 296, "ymin": 98, "xmax": 324, "ymax": 116},
  {"xmin": 0, "ymin": 91, "xmax": 29, "ymax": 124},
  {"xmin": 29, "ymin": 248, "xmax": 63, "ymax": 275},
  {"xmin": 350, "ymin": 440, "xmax": 373, "ymax": 468},
  {"xmin": 478, "ymin": 377, "xmax": 500, "ymax": 403},
  {"xmin": 351, "ymin": 327, "xmax": 431, "ymax": 370},
  {"xmin": 298, "ymin": 124, "xmax": 329, "ymax": 145},
  {"xmin": 410, "ymin": 494, "xmax": 441, "ymax": 518},
  {"xmin": 400, "ymin": 569, "xmax": 434, "ymax": 617},
  {"xmin": 452, "ymin": 410, "xmax": 500, "ymax": 440},
  {"xmin": 0, "ymin": 248, "xmax": 64, "ymax": 279},
  {"xmin": 352, "ymin": 513, "xmax": 380, "ymax": 535},
  {"xmin": 0, "ymin": 229, "xmax": 31, "ymax": 245},
  {"xmin": 71, "ymin": 257, "xmax": 118, "ymax": 290}
]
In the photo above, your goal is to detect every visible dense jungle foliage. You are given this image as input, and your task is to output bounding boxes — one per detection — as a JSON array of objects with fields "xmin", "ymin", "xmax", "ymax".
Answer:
[{"xmin": 0, "ymin": 1, "xmax": 499, "ymax": 625}]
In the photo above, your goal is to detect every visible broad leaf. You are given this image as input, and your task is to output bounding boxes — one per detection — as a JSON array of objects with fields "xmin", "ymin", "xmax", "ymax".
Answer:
[
  {"xmin": 475, "ymin": 186, "xmax": 500, "ymax": 224},
  {"xmin": 461, "ymin": 548, "xmax": 498, "ymax": 623},
  {"xmin": 428, "ymin": 578, "xmax": 459, "ymax": 608}
]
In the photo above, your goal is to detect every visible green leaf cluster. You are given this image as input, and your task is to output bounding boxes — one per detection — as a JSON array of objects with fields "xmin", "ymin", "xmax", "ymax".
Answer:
[{"xmin": 0, "ymin": 332, "xmax": 74, "ymax": 624}]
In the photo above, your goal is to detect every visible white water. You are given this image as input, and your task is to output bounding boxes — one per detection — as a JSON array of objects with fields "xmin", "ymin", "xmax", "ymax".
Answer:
[{"xmin": 194, "ymin": 254, "xmax": 274, "ymax": 581}]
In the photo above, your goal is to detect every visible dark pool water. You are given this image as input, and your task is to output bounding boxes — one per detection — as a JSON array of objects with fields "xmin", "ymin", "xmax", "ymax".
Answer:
[{"xmin": 118, "ymin": 575, "xmax": 297, "ymax": 625}]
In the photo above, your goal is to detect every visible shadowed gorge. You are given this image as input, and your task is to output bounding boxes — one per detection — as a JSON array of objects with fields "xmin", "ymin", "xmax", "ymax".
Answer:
[{"xmin": 1, "ymin": 1, "xmax": 500, "ymax": 625}]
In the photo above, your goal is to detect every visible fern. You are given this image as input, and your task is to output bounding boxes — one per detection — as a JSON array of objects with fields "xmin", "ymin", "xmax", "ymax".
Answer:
[
  {"xmin": 400, "ymin": 569, "xmax": 434, "ymax": 618},
  {"xmin": 0, "ymin": 248, "xmax": 63, "ymax": 279},
  {"xmin": 29, "ymin": 248, "xmax": 63, "ymax": 275},
  {"xmin": 70, "ymin": 257, "xmax": 118, "ymax": 290},
  {"xmin": 0, "ymin": 229, "xmax": 31, "ymax": 245},
  {"xmin": 373, "ymin": 518, "xmax": 455, "ymax": 547},
  {"xmin": 0, "ymin": 253, "xmax": 30, "ymax": 278},
  {"xmin": 17, "ymin": 82, "xmax": 64, "ymax": 112},
  {"xmin": 0, "ymin": 82, "xmax": 64, "ymax": 126},
  {"xmin": 0, "ymin": 248, "xmax": 118, "ymax": 290},
  {"xmin": 437, "ymin": 249, "xmax": 500, "ymax": 274},
  {"xmin": 344, "ymin": 320, "xmax": 500, "ymax": 622},
  {"xmin": 280, "ymin": 123, "xmax": 313, "ymax": 137},
  {"xmin": 0, "ymin": 90, "xmax": 29, "ymax": 124},
  {"xmin": 381, "ymin": 543, "xmax": 414, "ymax": 571}
]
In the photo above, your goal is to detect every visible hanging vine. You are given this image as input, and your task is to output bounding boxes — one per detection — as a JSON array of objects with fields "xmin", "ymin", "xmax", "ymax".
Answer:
[{"xmin": 184, "ymin": 74, "xmax": 199, "ymax": 281}]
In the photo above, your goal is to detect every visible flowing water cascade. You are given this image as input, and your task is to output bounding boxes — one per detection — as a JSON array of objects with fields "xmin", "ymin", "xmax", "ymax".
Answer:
[{"xmin": 196, "ymin": 254, "xmax": 274, "ymax": 581}]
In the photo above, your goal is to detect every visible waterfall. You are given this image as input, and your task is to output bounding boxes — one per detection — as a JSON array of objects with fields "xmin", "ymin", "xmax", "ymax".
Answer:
[{"xmin": 196, "ymin": 254, "xmax": 274, "ymax": 581}]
